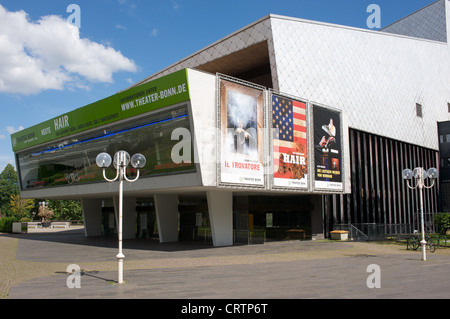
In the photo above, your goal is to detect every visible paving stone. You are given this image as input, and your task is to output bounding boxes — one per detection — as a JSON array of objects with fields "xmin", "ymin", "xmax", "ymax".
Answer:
[{"xmin": 2, "ymin": 227, "xmax": 450, "ymax": 300}]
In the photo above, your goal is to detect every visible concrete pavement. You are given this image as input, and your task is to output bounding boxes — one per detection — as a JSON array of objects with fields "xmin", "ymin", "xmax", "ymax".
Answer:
[{"xmin": 2, "ymin": 226, "xmax": 450, "ymax": 300}]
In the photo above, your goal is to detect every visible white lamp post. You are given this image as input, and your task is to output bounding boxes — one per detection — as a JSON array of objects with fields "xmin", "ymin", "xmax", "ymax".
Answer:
[
  {"xmin": 96, "ymin": 150, "xmax": 146, "ymax": 284},
  {"xmin": 402, "ymin": 167, "xmax": 438, "ymax": 261}
]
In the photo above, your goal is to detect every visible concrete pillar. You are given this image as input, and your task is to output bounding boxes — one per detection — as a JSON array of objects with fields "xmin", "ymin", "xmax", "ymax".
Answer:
[
  {"xmin": 310, "ymin": 195, "xmax": 324, "ymax": 239},
  {"xmin": 154, "ymin": 194, "xmax": 179, "ymax": 243},
  {"xmin": 113, "ymin": 196, "xmax": 137, "ymax": 239},
  {"xmin": 81, "ymin": 198, "xmax": 102, "ymax": 237},
  {"xmin": 207, "ymin": 190, "xmax": 233, "ymax": 247}
]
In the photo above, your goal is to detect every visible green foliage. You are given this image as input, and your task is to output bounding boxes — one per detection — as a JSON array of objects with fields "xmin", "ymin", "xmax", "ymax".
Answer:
[
  {"xmin": 434, "ymin": 212, "xmax": 450, "ymax": 234},
  {"xmin": 9, "ymin": 194, "xmax": 34, "ymax": 220},
  {"xmin": 48, "ymin": 200, "xmax": 82, "ymax": 221},
  {"xmin": 0, "ymin": 164, "xmax": 19, "ymax": 217},
  {"xmin": 0, "ymin": 164, "xmax": 83, "ymax": 222},
  {"xmin": 0, "ymin": 216, "xmax": 18, "ymax": 233}
]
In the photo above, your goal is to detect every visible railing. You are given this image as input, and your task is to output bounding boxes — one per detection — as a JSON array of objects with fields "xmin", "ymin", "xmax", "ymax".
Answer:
[
  {"xmin": 333, "ymin": 223, "xmax": 419, "ymax": 241},
  {"xmin": 413, "ymin": 212, "xmax": 436, "ymax": 234},
  {"xmin": 201, "ymin": 228, "xmax": 212, "ymax": 244},
  {"xmin": 179, "ymin": 229, "xmax": 267, "ymax": 245},
  {"xmin": 349, "ymin": 224, "xmax": 369, "ymax": 241}
]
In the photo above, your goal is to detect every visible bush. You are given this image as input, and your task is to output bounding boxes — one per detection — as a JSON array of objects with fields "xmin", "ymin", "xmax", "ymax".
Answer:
[
  {"xmin": 0, "ymin": 216, "xmax": 18, "ymax": 233},
  {"xmin": 434, "ymin": 212, "xmax": 450, "ymax": 234}
]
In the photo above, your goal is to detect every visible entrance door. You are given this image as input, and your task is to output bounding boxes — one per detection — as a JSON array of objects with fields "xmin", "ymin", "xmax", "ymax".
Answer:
[
  {"xmin": 101, "ymin": 207, "xmax": 115, "ymax": 237},
  {"xmin": 179, "ymin": 212, "xmax": 197, "ymax": 241},
  {"xmin": 179, "ymin": 211, "xmax": 210, "ymax": 242},
  {"xmin": 136, "ymin": 206, "xmax": 156, "ymax": 239}
]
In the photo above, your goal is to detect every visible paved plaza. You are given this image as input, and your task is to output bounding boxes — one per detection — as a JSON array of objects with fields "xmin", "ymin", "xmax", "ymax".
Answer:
[{"xmin": 1, "ymin": 226, "xmax": 450, "ymax": 301}]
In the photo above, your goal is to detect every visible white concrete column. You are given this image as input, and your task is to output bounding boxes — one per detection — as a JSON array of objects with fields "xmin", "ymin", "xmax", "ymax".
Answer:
[
  {"xmin": 81, "ymin": 198, "xmax": 102, "ymax": 237},
  {"xmin": 113, "ymin": 196, "xmax": 137, "ymax": 239},
  {"xmin": 207, "ymin": 190, "xmax": 233, "ymax": 247},
  {"xmin": 154, "ymin": 194, "xmax": 179, "ymax": 243}
]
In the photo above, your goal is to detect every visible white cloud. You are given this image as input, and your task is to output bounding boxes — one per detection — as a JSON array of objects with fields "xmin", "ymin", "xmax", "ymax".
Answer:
[
  {"xmin": 150, "ymin": 28, "xmax": 159, "ymax": 37},
  {"xmin": 6, "ymin": 126, "xmax": 24, "ymax": 134},
  {"xmin": 118, "ymin": 0, "xmax": 136, "ymax": 10},
  {"xmin": 172, "ymin": 1, "xmax": 180, "ymax": 10},
  {"xmin": 116, "ymin": 24, "xmax": 128, "ymax": 30},
  {"xmin": 0, "ymin": 134, "xmax": 5, "ymax": 140},
  {"xmin": 0, "ymin": 5, "xmax": 137, "ymax": 95}
]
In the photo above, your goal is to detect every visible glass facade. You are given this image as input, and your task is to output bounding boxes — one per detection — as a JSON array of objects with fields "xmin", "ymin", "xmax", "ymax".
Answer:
[
  {"xmin": 234, "ymin": 195, "xmax": 312, "ymax": 244},
  {"xmin": 17, "ymin": 104, "xmax": 193, "ymax": 190}
]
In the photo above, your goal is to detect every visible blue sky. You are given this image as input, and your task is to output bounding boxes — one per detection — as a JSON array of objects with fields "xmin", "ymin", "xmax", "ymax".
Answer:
[{"xmin": 0, "ymin": 0, "xmax": 436, "ymax": 171}]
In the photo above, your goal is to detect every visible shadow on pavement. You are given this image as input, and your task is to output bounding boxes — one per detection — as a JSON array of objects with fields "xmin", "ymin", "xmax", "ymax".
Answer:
[{"xmin": 1, "ymin": 227, "xmax": 215, "ymax": 253}]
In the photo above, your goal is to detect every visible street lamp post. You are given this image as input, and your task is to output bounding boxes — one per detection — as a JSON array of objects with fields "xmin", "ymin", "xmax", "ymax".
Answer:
[
  {"xmin": 402, "ymin": 167, "xmax": 438, "ymax": 261},
  {"xmin": 96, "ymin": 150, "xmax": 146, "ymax": 284}
]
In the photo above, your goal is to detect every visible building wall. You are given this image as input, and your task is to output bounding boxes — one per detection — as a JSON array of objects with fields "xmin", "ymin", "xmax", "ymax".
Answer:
[
  {"xmin": 270, "ymin": 14, "xmax": 450, "ymax": 152},
  {"xmin": 130, "ymin": 7, "xmax": 450, "ymax": 155},
  {"xmin": 187, "ymin": 69, "xmax": 218, "ymax": 187},
  {"xmin": 267, "ymin": 8, "xmax": 449, "ymax": 236},
  {"xmin": 382, "ymin": 0, "xmax": 447, "ymax": 42},
  {"xmin": 131, "ymin": 16, "xmax": 276, "ymax": 88}
]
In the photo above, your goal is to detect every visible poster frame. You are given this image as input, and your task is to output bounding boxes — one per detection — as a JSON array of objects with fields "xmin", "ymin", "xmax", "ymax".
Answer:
[
  {"xmin": 268, "ymin": 89, "xmax": 310, "ymax": 192},
  {"xmin": 216, "ymin": 74, "xmax": 267, "ymax": 189},
  {"xmin": 310, "ymin": 101, "xmax": 345, "ymax": 193}
]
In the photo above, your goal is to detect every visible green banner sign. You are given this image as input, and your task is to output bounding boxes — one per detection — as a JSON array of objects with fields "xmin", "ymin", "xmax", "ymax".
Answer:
[{"xmin": 11, "ymin": 69, "xmax": 190, "ymax": 152}]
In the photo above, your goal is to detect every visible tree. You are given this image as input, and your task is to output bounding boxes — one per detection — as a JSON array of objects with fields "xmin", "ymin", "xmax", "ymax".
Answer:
[
  {"xmin": 48, "ymin": 200, "xmax": 82, "ymax": 221},
  {"xmin": 434, "ymin": 212, "xmax": 450, "ymax": 234},
  {"xmin": 0, "ymin": 164, "xmax": 19, "ymax": 216},
  {"xmin": 38, "ymin": 204, "xmax": 54, "ymax": 223},
  {"xmin": 9, "ymin": 194, "xmax": 34, "ymax": 220}
]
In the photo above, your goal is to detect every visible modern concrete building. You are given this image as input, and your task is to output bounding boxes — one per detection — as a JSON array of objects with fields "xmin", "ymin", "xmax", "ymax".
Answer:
[{"xmin": 12, "ymin": 0, "xmax": 450, "ymax": 246}]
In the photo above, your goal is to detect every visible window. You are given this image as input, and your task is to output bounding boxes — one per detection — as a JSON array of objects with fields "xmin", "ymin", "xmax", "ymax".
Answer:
[
  {"xmin": 416, "ymin": 103, "xmax": 422, "ymax": 117},
  {"xmin": 448, "ymin": 102, "xmax": 450, "ymax": 113},
  {"xmin": 17, "ymin": 105, "xmax": 193, "ymax": 190}
]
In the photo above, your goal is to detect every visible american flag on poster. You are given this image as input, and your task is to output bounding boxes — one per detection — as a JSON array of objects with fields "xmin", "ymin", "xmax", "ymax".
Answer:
[{"xmin": 272, "ymin": 94, "xmax": 308, "ymax": 188}]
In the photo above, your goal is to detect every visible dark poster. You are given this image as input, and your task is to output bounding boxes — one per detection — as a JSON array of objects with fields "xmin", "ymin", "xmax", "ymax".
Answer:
[{"xmin": 313, "ymin": 105, "xmax": 342, "ymax": 190}]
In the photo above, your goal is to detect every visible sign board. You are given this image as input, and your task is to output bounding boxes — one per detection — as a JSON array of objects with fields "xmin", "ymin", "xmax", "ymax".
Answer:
[
  {"xmin": 270, "ymin": 92, "xmax": 308, "ymax": 189},
  {"xmin": 218, "ymin": 77, "xmax": 265, "ymax": 187},
  {"xmin": 11, "ymin": 69, "xmax": 190, "ymax": 152},
  {"xmin": 312, "ymin": 104, "xmax": 343, "ymax": 191}
]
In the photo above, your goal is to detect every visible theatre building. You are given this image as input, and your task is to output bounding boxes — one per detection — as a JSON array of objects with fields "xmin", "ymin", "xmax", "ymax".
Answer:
[{"xmin": 12, "ymin": 0, "xmax": 450, "ymax": 246}]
